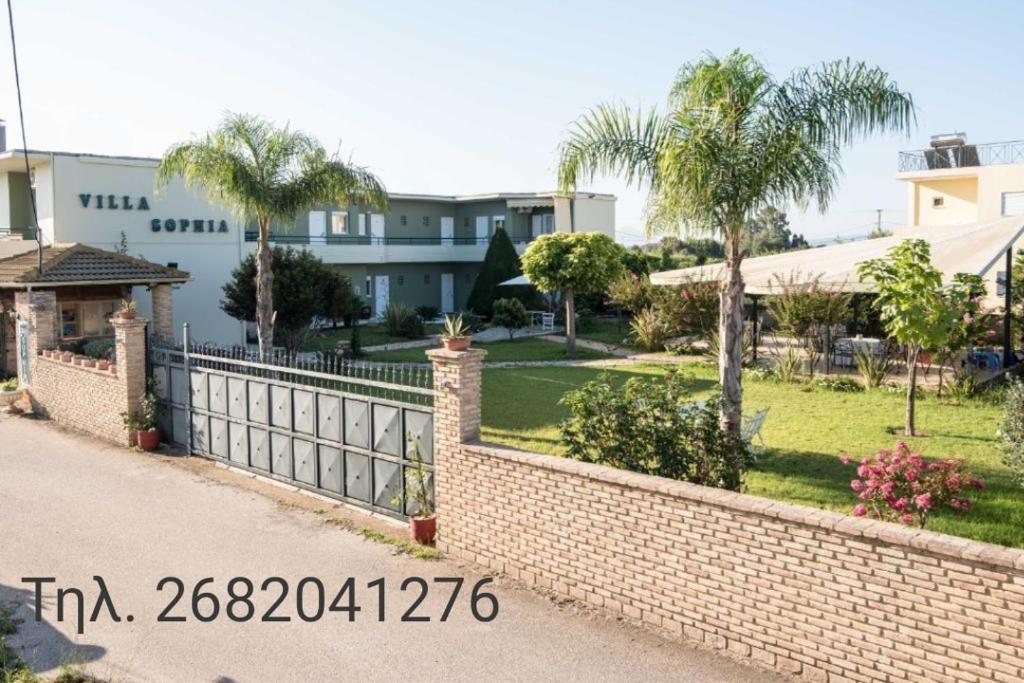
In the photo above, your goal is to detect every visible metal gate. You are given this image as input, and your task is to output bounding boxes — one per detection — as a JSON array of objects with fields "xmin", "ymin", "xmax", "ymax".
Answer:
[{"xmin": 149, "ymin": 329, "xmax": 434, "ymax": 519}]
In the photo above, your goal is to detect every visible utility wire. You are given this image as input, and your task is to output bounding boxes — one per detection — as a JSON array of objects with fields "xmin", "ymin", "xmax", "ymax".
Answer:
[{"xmin": 5, "ymin": 0, "xmax": 42, "ymax": 274}]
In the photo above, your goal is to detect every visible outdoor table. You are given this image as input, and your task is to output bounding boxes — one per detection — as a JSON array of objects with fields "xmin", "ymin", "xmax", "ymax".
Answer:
[{"xmin": 834, "ymin": 337, "xmax": 883, "ymax": 367}]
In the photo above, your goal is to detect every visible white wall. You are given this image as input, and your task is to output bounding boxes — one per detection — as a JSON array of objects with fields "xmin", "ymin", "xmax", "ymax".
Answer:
[{"xmin": 571, "ymin": 197, "xmax": 615, "ymax": 238}]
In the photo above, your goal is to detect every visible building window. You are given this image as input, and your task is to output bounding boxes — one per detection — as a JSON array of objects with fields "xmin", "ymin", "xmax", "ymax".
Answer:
[
  {"xmin": 397, "ymin": 275, "xmax": 405, "ymax": 286},
  {"xmin": 422, "ymin": 216, "xmax": 430, "ymax": 227},
  {"xmin": 932, "ymin": 197, "xmax": 944, "ymax": 208},
  {"xmin": 1001, "ymin": 191, "xmax": 1024, "ymax": 216},
  {"xmin": 330, "ymin": 211, "xmax": 348, "ymax": 235},
  {"xmin": 424, "ymin": 273, "xmax": 431, "ymax": 284},
  {"xmin": 58, "ymin": 300, "xmax": 118, "ymax": 339},
  {"xmin": 365, "ymin": 276, "xmax": 372, "ymax": 295},
  {"xmin": 358, "ymin": 213, "xmax": 367, "ymax": 235},
  {"xmin": 493, "ymin": 215, "xmax": 506, "ymax": 232},
  {"xmin": 400, "ymin": 215, "xmax": 408, "ymax": 226}
]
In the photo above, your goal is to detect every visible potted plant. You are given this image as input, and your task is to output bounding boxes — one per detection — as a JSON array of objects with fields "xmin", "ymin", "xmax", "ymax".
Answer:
[
  {"xmin": 121, "ymin": 390, "xmax": 162, "ymax": 451},
  {"xmin": 0, "ymin": 377, "xmax": 20, "ymax": 408},
  {"xmin": 441, "ymin": 313, "xmax": 472, "ymax": 351},
  {"xmin": 118, "ymin": 298, "xmax": 138, "ymax": 320},
  {"xmin": 97, "ymin": 359, "xmax": 110, "ymax": 371},
  {"xmin": 393, "ymin": 442, "xmax": 436, "ymax": 545}
]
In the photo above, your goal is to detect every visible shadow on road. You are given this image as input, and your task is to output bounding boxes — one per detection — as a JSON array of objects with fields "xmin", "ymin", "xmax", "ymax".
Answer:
[{"xmin": 0, "ymin": 583, "xmax": 105, "ymax": 674}]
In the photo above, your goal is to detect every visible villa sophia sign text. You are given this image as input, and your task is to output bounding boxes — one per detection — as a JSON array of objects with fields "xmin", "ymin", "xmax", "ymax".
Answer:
[{"xmin": 78, "ymin": 193, "xmax": 229, "ymax": 233}]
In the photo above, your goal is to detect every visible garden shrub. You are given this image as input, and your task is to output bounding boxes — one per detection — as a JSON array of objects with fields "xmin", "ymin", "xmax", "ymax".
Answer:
[
  {"xmin": 811, "ymin": 375, "xmax": 863, "ymax": 393},
  {"xmin": 629, "ymin": 307, "xmax": 670, "ymax": 351},
  {"xmin": 657, "ymin": 278, "xmax": 719, "ymax": 339},
  {"xmin": 382, "ymin": 303, "xmax": 424, "ymax": 339},
  {"xmin": 81, "ymin": 338, "xmax": 115, "ymax": 360},
  {"xmin": 839, "ymin": 442, "xmax": 983, "ymax": 528},
  {"xmin": 559, "ymin": 370, "xmax": 752, "ymax": 490},
  {"xmin": 853, "ymin": 345, "xmax": 895, "ymax": 389},
  {"xmin": 1001, "ymin": 378, "xmax": 1024, "ymax": 487},
  {"xmin": 457, "ymin": 311, "xmax": 486, "ymax": 333},
  {"xmin": 492, "ymin": 298, "xmax": 529, "ymax": 340},
  {"xmin": 575, "ymin": 307, "xmax": 597, "ymax": 333},
  {"xmin": 414, "ymin": 305, "xmax": 440, "ymax": 321},
  {"xmin": 607, "ymin": 274, "xmax": 653, "ymax": 314}
]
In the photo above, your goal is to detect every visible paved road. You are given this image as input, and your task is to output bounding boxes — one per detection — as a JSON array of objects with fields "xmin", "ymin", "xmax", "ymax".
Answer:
[{"xmin": 0, "ymin": 417, "xmax": 781, "ymax": 683}]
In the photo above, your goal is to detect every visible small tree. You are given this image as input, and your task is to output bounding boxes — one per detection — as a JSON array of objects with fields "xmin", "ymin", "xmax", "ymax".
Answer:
[
  {"xmin": 492, "ymin": 298, "xmax": 529, "ymax": 340},
  {"xmin": 767, "ymin": 272, "xmax": 852, "ymax": 376},
  {"xmin": 521, "ymin": 232, "xmax": 625, "ymax": 357},
  {"xmin": 466, "ymin": 227, "xmax": 526, "ymax": 317},
  {"xmin": 859, "ymin": 240, "xmax": 961, "ymax": 435},
  {"xmin": 320, "ymin": 268, "xmax": 358, "ymax": 329}
]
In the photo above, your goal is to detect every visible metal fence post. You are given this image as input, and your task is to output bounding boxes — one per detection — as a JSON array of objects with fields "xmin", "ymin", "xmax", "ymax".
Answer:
[{"xmin": 183, "ymin": 322, "xmax": 192, "ymax": 455}]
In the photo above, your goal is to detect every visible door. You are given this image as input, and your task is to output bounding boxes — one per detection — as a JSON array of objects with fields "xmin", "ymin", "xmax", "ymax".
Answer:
[
  {"xmin": 370, "ymin": 213, "xmax": 386, "ymax": 244},
  {"xmin": 374, "ymin": 275, "xmax": 390, "ymax": 316},
  {"xmin": 440, "ymin": 216, "xmax": 454, "ymax": 245},
  {"xmin": 309, "ymin": 210, "xmax": 327, "ymax": 238},
  {"xmin": 475, "ymin": 216, "xmax": 489, "ymax": 245},
  {"xmin": 441, "ymin": 273, "xmax": 454, "ymax": 313},
  {"xmin": 531, "ymin": 214, "xmax": 543, "ymax": 238}
]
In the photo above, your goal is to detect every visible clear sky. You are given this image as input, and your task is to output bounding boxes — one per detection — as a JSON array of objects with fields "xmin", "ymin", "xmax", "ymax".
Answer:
[{"xmin": 2, "ymin": 0, "xmax": 1023, "ymax": 245}]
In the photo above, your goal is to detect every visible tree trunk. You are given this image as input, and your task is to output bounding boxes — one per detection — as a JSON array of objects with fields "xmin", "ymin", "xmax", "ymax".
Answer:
[
  {"xmin": 255, "ymin": 216, "xmax": 275, "ymax": 360},
  {"xmin": 565, "ymin": 288, "xmax": 576, "ymax": 358},
  {"xmin": 905, "ymin": 345, "xmax": 919, "ymax": 436},
  {"xmin": 719, "ymin": 242, "xmax": 744, "ymax": 439}
]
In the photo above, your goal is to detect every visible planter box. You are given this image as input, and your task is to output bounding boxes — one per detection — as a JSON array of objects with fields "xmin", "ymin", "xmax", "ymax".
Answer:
[{"xmin": 0, "ymin": 389, "xmax": 20, "ymax": 408}]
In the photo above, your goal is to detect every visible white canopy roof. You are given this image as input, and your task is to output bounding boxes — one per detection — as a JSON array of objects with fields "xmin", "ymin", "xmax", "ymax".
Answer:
[
  {"xmin": 497, "ymin": 274, "xmax": 531, "ymax": 287},
  {"xmin": 649, "ymin": 216, "xmax": 1024, "ymax": 294}
]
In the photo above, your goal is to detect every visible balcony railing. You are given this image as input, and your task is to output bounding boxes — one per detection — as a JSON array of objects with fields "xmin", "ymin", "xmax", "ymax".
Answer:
[
  {"xmin": 898, "ymin": 140, "xmax": 1024, "ymax": 172},
  {"xmin": 243, "ymin": 232, "xmax": 534, "ymax": 246}
]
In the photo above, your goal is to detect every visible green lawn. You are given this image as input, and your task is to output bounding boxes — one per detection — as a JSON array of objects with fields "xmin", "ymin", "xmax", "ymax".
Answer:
[
  {"xmin": 367, "ymin": 337, "xmax": 615, "ymax": 363},
  {"xmin": 480, "ymin": 362, "xmax": 1023, "ymax": 548},
  {"xmin": 303, "ymin": 323, "xmax": 443, "ymax": 353}
]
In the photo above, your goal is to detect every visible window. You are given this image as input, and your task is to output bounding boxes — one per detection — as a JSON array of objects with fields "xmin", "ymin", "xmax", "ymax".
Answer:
[
  {"xmin": 397, "ymin": 275, "xmax": 405, "ymax": 286},
  {"xmin": 365, "ymin": 276, "xmax": 372, "ymax": 295},
  {"xmin": 422, "ymin": 216, "xmax": 430, "ymax": 227},
  {"xmin": 932, "ymin": 196, "xmax": 944, "ymax": 208},
  {"xmin": 543, "ymin": 213, "xmax": 555, "ymax": 233},
  {"xmin": 358, "ymin": 213, "xmax": 367, "ymax": 236},
  {"xmin": 400, "ymin": 215, "xmax": 408, "ymax": 226},
  {"xmin": 330, "ymin": 211, "xmax": 348, "ymax": 235},
  {"xmin": 1001, "ymin": 191, "xmax": 1024, "ymax": 216},
  {"xmin": 493, "ymin": 215, "xmax": 506, "ymax": 232},
  {"xmin": 424, "ymin": 273, "xmax": 431, "ymax": 284},
  {"xmin": 308, "ymin": 210, "xmax": 327, "ymax": 236},
  {"xmin": 58, "ymin": 300, "xmax": 117, "ymax": 338}
]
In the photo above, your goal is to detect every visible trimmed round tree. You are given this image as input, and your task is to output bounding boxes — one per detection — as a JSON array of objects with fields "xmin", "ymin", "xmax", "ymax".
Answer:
[{"xmin": 521, "ymin": 232, "xmax": 624, "ymax": 357}]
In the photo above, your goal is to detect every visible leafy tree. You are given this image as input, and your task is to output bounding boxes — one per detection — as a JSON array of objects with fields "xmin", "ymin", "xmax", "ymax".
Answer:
[
  {"xmin": 320, "ymin": 268, "xmax": 360, "ymax": 329},
  {"xmin": 492, "ymin": 298, "xmax": 529, "ymax": 340},
  {"xmin": 767, "ymin": 272, "xmax": 852, "ymax": 375},
  {"xmin": 158, "ymin": 113, "xmax": 387, "ymax": 358},
  {"xmin": 744, "ymin": 207, "xmax": 809, "ymax": 255},
  {"xmin": 521, "ymin": 232, "xmax": 625, "ymax": 356},
  {"xmin": 858, "ymin": 239, "xmax": 967, "ymax": 435},
  {"xmin": 557, "ymin": 50, "xmax": 913, "ymax": 444},
  {"xmin": 221, "ymin": 247, "xmax": 353, "ymax": 354},
  {"xmin": 466, "ymin": 228, "xmax": 527, "ymax": 317}
]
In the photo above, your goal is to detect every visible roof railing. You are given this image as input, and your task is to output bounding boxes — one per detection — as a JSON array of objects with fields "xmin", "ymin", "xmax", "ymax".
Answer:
[
  {"xmin": 898, "ymin": 140, "xmax": 1024, "ymax": 172},
  {"xmin": 242, "ymin": 233, "xmax": 535, "ymax": 246}
]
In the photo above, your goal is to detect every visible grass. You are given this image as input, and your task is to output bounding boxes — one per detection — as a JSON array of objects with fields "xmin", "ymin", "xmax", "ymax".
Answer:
[
  {"xmin": 302, "ymin": 323, "xmax": 443, "ymax": 353},
  {"xmin": 1, "ymin": 604, "xmax": 104, "ymax": 683},
  {"xmin": 321, "ymin": 516, "xmax": 440, "ymax": 560},
  {"xmin": 479, "ymin": 362, "xmax": 1024, "ymax": 548},
  {"xmin": 366, "ymin": 337, "xmax": 615, "ymax": 363}
]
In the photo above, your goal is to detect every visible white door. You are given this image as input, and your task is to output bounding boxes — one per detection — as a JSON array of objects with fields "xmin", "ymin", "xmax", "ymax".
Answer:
[
  {"xmin": 475, "ymin": 216, "xmax": 489, "ymax": 245},
  {"xmin": 370, "ymin": 213, "xmax": 386, "ymax": 244},
  {"xmin": 374, "ymin": 275, "xmax": 390, "ymax": 316},
  {"xmin": 441, "ymin": 216, "xmax": 454, "ymax": 245},
  {"xmin": 309, "ymin": 210, "xmax": 327, "ymax": 238},
  {"xmin": 531, "ymin": 214, "xmax": 543, "ymax": 238},
  {"xmin": 441, "ymin": 273, "xmax": 454, "ymax": 313}
]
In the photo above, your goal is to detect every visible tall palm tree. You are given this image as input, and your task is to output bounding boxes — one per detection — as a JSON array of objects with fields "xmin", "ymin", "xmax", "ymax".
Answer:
[
  {"xmin": 558, "ymin": 51, "xmax": 913, "ymax": 443},
  {"xmin": 157, "ymin": 113, "xmax": 387, "ymax": 357}
]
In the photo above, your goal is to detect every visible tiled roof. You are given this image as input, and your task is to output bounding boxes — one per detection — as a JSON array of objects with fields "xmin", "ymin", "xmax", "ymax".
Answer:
[{"xmin": 0, "ymin": 243, "xmax": 190, "ymax": 286}]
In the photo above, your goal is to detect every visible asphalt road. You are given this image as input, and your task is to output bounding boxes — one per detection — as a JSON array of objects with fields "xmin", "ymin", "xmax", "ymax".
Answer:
[{"xmin": 0, "ymin": 416, "xmax": 782, "ymax": 683}]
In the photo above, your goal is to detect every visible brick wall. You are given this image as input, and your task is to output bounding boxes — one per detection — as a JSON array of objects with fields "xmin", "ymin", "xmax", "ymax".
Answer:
[
  {"xmin": 429, "ymin": 348, "xmax": 1024, "ymax": 683},
  {"xmin": 30, "ymin": 355, "xmax": 127, "ymax": 443}
]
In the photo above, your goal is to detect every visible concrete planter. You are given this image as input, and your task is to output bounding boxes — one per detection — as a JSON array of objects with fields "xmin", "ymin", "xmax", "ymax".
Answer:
[
  {"xmin": 61, "ymin": 351, "xmax": 74, "ymax": 362},
  {"xmin": 0, "ymin": 388, "xmax": 20, "ymax": 408},
  {"xmin": 83, "ymin": 359, "xmax": 96, "ymax": 368}
]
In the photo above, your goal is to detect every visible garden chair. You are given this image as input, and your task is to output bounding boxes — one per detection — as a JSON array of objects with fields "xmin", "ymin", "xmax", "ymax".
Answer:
[
  {"xmin": 541, "ymin": 312, "xmax": 555, "ymax": 332},
  {"xmin": 741, "ymin": 408, "xmax": 769, "ymax": 457}
]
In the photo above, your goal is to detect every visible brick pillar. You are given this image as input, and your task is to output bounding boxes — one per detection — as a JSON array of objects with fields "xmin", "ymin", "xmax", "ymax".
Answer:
[
  {"xmin": 150, "ymin": 284, "xmax": 174, "ymax": 342},
  {"xmin": 112, "ymin": 317, "xmax": 149, "ymax": 436},
  {"xmin": 13, "ymin": 290, "xmax": 57, "ymax": 385}
]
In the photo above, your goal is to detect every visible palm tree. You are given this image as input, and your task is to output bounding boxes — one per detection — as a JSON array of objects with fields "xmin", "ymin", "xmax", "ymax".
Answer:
[
  {"xmin": 558, "ymin": 51, "xmax": 913, "ymax": 443},
  {"xmin": 157, "ymin": 113, "xmax": 387, "ymax": 357}
]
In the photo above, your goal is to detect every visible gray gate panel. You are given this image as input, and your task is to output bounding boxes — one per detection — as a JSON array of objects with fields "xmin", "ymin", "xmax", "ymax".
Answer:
[
  {"xmin": 170, "ymin": 366, "xmax": 187, "ymax": 406},
  {"xmin": 404, "ymin": 409, "xmax": 433, "ymax": 463},
  {"xmin": 345, "ymin": 451, "xmax": 370, "ymax": 502},
  {"xmin": 249, "ymin": 427, "xmax": 270, "ymax": 471},
  {"xmin": 317, "ymin": 394, "xmax": 341, "ymax": 442},
  {"xmin": 344, "ymin": 399, "xmax": 369, "ymax": 448},
  {"xmin": 229, "ymin": 421, "xmax": 249, "ymax": 465},
  {"xmin": 318, "ymin": 446, "xmax": 342, "ymax": 493},
  {"xmin": 372, "ymin": 404, "xmax": 401, "ymax": 456},
  {"xmin": 190, "ymin": 371, "xmax": 208, "ymax": 411},
  {"xmin": 227, "ymin": 378, "xmax": 247, "ymax": 420},
  {"xmin": 191, "ymin": 414, "xmax": 209, "ymax": 454},
  {"xmin": 270, "ymin": 432, "xmax": 291, "ymax": 478},
  {"xmin": 248, "ymin": 381, "xmax": 268, "ymax": 424},
  {"xmin": 404, "ymin": 468, "xmax": 434, "ymax": 517},
  {"xmin": 293, "ymin": 390, "xmax": 314, "ymax": 435},
  {"xmin": 270, "ymin": 385, "xmax": 291, "ymax": 429},
  {"xmin": 293, "ymin": 438, "xmax": 316, "ymax": 485},
  {"xmin": 152, "ymin": 364, "xmax": 169, "ymax": 400},
  {"xmin": 210, "ymin": 417, "xmax": 229, "ymax": 458},
  {"xmin": 373, "ymin": 459, "xmax": 401, "ymax": 511},
  {"xmin": 170, "ymin": 406, "xmax": 188, "ymax": 447},
  {"xmin": 209, "ymin": 375, "xmax": 227, "ymax": 414}
]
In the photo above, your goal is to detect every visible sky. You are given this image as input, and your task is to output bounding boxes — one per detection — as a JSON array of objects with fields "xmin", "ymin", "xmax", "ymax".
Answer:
[{"xmin": 2, "ymin": 0, "xmax": 1023, "ymax": 246}]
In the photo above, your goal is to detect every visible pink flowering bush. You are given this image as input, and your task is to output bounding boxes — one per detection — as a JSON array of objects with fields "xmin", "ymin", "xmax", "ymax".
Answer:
[{"xmin": 839, "ymin": 442, "xmax": 983, "ymax": 528}]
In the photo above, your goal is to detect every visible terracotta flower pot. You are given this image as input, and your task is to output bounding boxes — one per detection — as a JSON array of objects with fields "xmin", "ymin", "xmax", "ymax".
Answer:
[
  {"xmin": 136, "ymin": 428, "xmax": 160, "ymax": 451},
  {"xmin": 409, "ymin": 515, "xmax": 437, "ymax": 545},
  {"xmin": 97, "ymin": 360, "xmax": 109, "ymax": 371},
  {"xmin": 108, "ymin": 363, "xmax": 118, "ymax": 376},
  {"xmin": 119, "ymin": 309, "xmax": 137, "ymax": 320},
  {"xmin": 442, "ymin": 337, "xmax": 471, "ymax": 352}
]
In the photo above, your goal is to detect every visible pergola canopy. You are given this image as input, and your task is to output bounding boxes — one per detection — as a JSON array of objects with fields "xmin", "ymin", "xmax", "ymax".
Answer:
[{"xmin": 650, "ymin": 216, "xmax": 1024, "ymax": 295}]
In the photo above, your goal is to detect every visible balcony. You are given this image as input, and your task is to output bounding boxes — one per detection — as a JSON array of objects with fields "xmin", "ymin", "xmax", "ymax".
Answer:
[
  {"xmin": 241, "ymin": 232, "xmax": 534, "ymax": 264},
  {"xmin": 898, "ymin": 140, "xmax": 1024, "ymax": 173}
]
